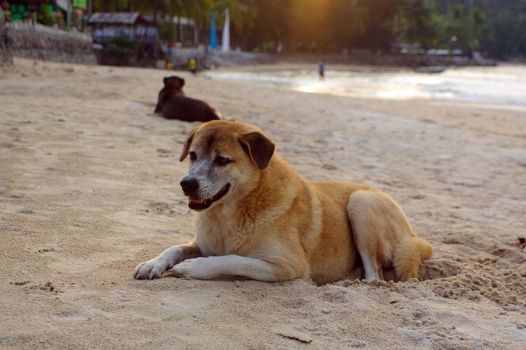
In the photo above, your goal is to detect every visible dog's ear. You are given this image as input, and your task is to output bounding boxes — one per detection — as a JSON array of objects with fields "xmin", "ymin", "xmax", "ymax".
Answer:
[
  {"xmin": 163, "ymin": 77, "xmax": 169, "ymax": 86},
  {"xmin": 238, "ymin": 132, "xmax": 275, "ymax": 170},
  {"xmin": 177, "ymin": 77, "xmax": 185, "ymax": 88},
  {"xmin": 179, "ymin": 128, "xmax": 196, "ymax": 161}
]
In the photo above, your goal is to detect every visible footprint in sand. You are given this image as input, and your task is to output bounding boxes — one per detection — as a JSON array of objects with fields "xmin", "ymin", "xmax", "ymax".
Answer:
[
  {"xmin": 144, "ymin": 201, "xmax": 186, "ymax": 217},
  {"xmin": 156, "ymin": 148, "xmax": 172, "ymax": 158}
]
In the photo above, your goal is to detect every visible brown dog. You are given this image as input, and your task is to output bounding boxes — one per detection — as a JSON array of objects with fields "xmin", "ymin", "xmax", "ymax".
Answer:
[
  {"xmin": 154, "ymin": 76, "xmax": 220, "ymax": 122},
  {"xmin": 134, "ymin": 120, "xmax": 432, "ymax": 283}
]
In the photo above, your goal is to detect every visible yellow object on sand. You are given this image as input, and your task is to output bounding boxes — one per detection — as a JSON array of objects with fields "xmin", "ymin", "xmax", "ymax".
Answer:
[{"xmin": 189, "ymin": 58, "xmax": 197, "ymax": 71}]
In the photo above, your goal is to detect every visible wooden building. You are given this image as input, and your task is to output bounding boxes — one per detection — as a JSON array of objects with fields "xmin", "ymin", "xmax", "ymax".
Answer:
[{"xmin": 87, "ymin": 12, "xmax": 159, "ymax": 66}]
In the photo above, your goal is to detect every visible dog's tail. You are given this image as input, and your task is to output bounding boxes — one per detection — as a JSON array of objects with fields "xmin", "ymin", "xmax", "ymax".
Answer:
[{"xmin": 393, "ymin": 236, "xmax": 433, "ymax": 281}]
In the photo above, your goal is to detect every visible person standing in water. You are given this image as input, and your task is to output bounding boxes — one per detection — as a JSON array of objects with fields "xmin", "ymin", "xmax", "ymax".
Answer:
[{"xmin": 318, "ymin": 61, "xmax": 325, "ymax": 79}]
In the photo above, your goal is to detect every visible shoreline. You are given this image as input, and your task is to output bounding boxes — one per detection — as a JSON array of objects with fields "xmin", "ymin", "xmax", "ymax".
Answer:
[
  {"xmin": 203, "ymin": 63, "xmax": 526, "ymax": 113},
  {"xmin": 205, "ymin": 50, "xmax": 498, "ymax": 68}
]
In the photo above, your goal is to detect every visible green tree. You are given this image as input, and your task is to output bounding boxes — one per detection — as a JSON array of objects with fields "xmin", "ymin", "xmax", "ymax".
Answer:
[
  {"xmin": 211, "ymin": 0, "xmax": 257, "ymax": 33},
  {"xmin": 246, "ymin": 0, "xmax": 291, "ymax": 51},
  {"xmin": 354, "ymin": 0, "xmax": 401, "ymax": 51},
  {"xmin": 90, "ymin": 0, "xmax": 526, "ymax": 58},
  {"xmin": 481, "ymin": 11, "xmax": 526, "ymax": 58},
  {"xmin": 439, "ymin": 4, "xmax": 485, "ymax": 51},
  {"xmin": 393, "ymin": 0, "xmax": 440, "ymax": 49},
  {"xmin": 328, "ymin": 0, "xmax": 368, "ymax": 51}
]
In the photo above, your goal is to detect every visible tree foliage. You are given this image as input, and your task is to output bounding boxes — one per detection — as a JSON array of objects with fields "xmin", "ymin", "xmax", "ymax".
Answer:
[
  {"xmin": 91, "ymin": 0, "xmax": 526, "ymax": 58},
  {"xmin": 393, "ymin": 0, "xmax": 441, "ymax": 49}
]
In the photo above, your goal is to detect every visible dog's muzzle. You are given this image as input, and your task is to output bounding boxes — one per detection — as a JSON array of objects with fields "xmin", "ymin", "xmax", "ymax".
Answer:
[
  {"xmin": 183, "ymin": 182, "xmax": 231, "ymax": 211},
  {"xmin": 180, "ymin": 177, "xmax": 199, "ymax": 196}
]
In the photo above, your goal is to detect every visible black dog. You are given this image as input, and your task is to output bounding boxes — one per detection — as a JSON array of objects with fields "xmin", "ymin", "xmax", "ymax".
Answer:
[{"xmin": 154, "ymin": 76, "xmax": 220, "ymax": 122}]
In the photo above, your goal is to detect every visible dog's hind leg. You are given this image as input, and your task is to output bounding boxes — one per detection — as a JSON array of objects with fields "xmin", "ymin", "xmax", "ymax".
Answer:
[
  {"xmin": 347, "ymin": 189, "xmax": 432, "ymax": 281},
  {"xmin": 360, "ymin": 252, "xmax": 382, "ymax": 280},
  {"xmin": 347, "ymin": 190, "xmax": 388, "ymax": 280},
  {"xmin": 393, "ymin": 236, "xmax": 433, "ymax": 281}
]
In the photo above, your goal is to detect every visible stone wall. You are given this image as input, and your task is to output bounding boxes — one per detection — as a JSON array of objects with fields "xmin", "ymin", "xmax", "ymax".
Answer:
[{"xmin": 6, "ymin": 22, "xmax": 96, "ymax": 64}]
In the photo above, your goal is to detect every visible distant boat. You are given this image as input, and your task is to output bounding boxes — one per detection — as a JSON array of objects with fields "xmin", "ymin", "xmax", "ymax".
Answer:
[{"xmin": 415, "ymin": 66, "xmax": 447, "ymax": 74}]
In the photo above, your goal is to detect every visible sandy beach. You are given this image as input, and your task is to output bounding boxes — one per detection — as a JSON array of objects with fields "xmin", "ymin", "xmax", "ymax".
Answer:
[{"xmin": 1, "ymin": 59, "xmax": 525, "ymax": 349}]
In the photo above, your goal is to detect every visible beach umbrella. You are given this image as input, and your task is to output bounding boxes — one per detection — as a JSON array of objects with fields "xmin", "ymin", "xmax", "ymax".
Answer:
[
  {"xmin": 221, "ymin": 8, "xmax": 230, "ymax": 53},
  {"xmin": 210, "ymin": 13, "xmax": 217, "ymax": 51}
]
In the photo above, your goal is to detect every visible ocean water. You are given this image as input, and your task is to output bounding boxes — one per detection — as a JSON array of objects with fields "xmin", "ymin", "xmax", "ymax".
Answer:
[{"xmin": 204, "ymin": 65, "xmax": 526, "ymax": 108}]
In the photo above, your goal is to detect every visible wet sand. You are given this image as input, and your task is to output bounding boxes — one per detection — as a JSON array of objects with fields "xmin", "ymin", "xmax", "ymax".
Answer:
[{"xmin": 1, "ymin": 59, "xmax": 525, "ymax": 349}]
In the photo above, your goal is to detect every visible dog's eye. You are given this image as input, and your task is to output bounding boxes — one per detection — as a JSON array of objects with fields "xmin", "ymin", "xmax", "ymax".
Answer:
[
  {"xmin": 214, "ymin": 155, "xmax": 232, "ymax": 166},
  {"xmin": 189, "ymin": 151, "xmax": 197, "ymax": 161}
]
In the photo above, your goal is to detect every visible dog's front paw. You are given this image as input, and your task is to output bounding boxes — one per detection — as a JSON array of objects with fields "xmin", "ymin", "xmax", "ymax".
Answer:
[
  {"xmin": 133, "ymin": 258, "xmax": 171, "ymax": 280},
  {"xmin": 166, "ymin": 257, "xmax": 214, "ymax": 280},
  {"xmin": 133, "ymin": 246, "xmax": 183, "ymax": 280}
]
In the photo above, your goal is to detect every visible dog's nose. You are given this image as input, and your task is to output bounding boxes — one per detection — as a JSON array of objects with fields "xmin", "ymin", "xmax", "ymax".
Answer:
[{"xmin": 180, "ymin": 177, "xmax": 199, "ymax": 195}]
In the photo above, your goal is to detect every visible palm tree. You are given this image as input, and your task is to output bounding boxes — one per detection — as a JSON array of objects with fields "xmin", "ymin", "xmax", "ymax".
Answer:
[{"xmin": 211, "ymin": 0, "xmax": 256, "ymax": 33}]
